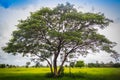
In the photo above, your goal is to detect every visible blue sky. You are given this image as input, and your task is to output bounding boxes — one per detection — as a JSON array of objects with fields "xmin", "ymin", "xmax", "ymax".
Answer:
[
  {"xmin": 0, "ymin": 0, "xmax": 120, "ymax": 16},
  {"xmin": 0, "ymin": 0, "xmax": 120, "ymax": 8},
  {"xmin": 0, "ymin": 0, "xmax": 120, "ymax": 66},
  {"xmin": 0, "ymin": 0, "xmax": 35, "ymax": 8}
]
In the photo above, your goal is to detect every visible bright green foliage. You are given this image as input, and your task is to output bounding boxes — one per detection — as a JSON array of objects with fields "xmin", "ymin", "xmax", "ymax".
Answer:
[
  {"xmin": 2, "ymin": 3, "xmax": 118, "ymax": 76},
  {"xmin": 75, "ymin": 60, "xmax": 85, "ymax": 68}
]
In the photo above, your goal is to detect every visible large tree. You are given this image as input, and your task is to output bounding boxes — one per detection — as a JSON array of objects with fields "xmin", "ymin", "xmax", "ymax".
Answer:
[{"xmin": 2, "ymin": 3, "xmax": 119, "ymax": 77}]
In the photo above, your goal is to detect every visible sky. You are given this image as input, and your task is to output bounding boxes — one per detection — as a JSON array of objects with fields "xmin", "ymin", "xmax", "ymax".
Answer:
[{"xmin": 0, "ymin": 0, "xmax": 120, "ymax": 66}]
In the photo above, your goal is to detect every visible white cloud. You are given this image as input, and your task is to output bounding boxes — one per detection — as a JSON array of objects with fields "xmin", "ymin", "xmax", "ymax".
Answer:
[
  {"xmin": 84, "ymin": 52, "xmax": 115, "ymax": 63},
  {"xmin": 0, "ymin": 5, "xmax": 40, "ymax": 66}
]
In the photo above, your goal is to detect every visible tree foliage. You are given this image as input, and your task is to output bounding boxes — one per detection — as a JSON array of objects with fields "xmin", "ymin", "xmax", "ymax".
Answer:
[
  {"xmin": 87, "ymin": 61, "xmax": 120, "ymax": 68},
  {"xmin": 2, "ymin": 2, "xmax": 119, "ymax": 77},
  {"xmin": 26, "ymin": 62, "xmax": 31, "ymax": 68},
  {"xmin": 75, "ymin": 60, "xmax": 85, "ymax": 68},
  {"xmin": 70, "ymin": 62, "xmax": 75, "ymax": 68}
]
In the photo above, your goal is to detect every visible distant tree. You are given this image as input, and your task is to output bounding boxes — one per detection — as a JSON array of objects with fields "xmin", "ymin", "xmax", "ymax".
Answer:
[
  {"xmin": 2, "ymin": 2, "xmax": 119, "ymax": 77},
  {"xmin": 0, "ymin": 64, "xmax": 6, "ymax": 68},
  {"xmin": 35, "ymin": 62, "xmax": 43, "ymax": 67},
  {"xmin": 6, "ymin": 64, "xmax": 9, "ymax": 68},
  {"xmin": 88, "ymin": 63, "xmax": 96, "ymax": 67},
  {"xmin": 95, "ymin": 61, "xmax": 100, "ymax": 67},
  {"xmin": 26, "ymin": 62, "xmax": 31, "ymax": 68},
  {"xmin": 35, "ymin": 62, "xmax": 40, "ymax": 67},
  {"xmin": 9, "ymin": 65, "xmax": 13, "ymax": 68},
  {"xmin": 65, "ymin": 65, "xmax": 68, "ymax": 67},
  {"xmin": 113, "ymin": 63, "xmax": 120, "ymax": 68},
  {"xmin": 87, "ymin": 61, "xmax": 120, "ymax": 68},
  {"xmin": 70, "ymin": 62, "xmax": 75, "ymax": 68},
  {"xmin": 46, "ymin": 64, "xmax": 49, "ymax": 67},
  {"xmin": 109, "ymin": 61, "xmax": 114, "ymax": 65},
  {"xmin": 99, "ymin": 61, "xmax": 105, "ymax": 67},
  {"xmin": 75, "ymin": 60, "xmax": 84, "ymax": 68}
]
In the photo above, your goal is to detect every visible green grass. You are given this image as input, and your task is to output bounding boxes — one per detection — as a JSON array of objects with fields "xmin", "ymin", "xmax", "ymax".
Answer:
[{"xmin": 0, "ymin": 68, "xmax": 120, "ymax": 80}]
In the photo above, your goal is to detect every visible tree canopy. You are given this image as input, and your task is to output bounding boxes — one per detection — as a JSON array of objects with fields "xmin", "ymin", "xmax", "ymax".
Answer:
[
  {"xmin": 75, "ymin": 60, "xmax": 85, "ymax": 68},
  {"xmin": 2, "ymin": 2, "xmax": 119, "ymax": 77}
]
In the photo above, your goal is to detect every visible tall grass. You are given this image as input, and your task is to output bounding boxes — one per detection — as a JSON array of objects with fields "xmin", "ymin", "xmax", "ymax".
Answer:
[{"xmin": 0, "ymin": 68, "xmax": 120, "ymax": 80}]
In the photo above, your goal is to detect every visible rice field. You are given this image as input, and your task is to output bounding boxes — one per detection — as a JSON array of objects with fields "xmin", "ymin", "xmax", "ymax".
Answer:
[{"xmin": 0, "ymin": 68, "xmax": 120, "ymax": 80}]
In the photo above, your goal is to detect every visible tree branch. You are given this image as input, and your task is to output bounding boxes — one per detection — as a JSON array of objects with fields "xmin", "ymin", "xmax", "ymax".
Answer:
[
  {"xmin": 34, "ymin": 54, "xmax": 51, "ymax": 66},
  {"xmin": 34, "ymin": 53, "xmax": 53, "ymax": 73}
]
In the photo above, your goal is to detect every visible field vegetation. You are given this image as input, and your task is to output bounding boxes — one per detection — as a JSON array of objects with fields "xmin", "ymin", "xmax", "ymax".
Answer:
[{"xmin": 0, "ymin": 68, "xmax": 120, "ymax": 80}]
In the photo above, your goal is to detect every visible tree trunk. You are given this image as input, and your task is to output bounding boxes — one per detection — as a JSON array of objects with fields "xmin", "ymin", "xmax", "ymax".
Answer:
[
  {"xmin": 58, "ymin": 55, "xmax": 67, "ymax": 75},
  {"xmin": 50, "ymin": 56, "xmax": 53, "ymax": 74},
  {"xmin": 53, "ymin": 56, "xmax": 58, "ymax": 77},
  {"xmin": 50, "ymin": 64, "xmax": 53, "ymax": 74},
  {"xmin": 44, "ymin": 58, "xmax": 53, "ymax": 74}
]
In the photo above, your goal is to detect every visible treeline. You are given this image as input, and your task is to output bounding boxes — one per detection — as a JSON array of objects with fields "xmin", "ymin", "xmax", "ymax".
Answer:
[
  {"xmin": 87, "ymin": 62, "xmax": 120, "ymax": 68},
  {"xmin": 0, "ymin": 61, "xmax": 120, "ymax": 68},
  {"xmin": 68, "ymin": 61, "xmax": 120, "ymax": 68},
  {"xmin": 0, "ymin": 62, "xmax": 45, "ymax": 68},
  {"xmin": 0, "ymin": 64, "xmax": 18, "ymax": 68}
]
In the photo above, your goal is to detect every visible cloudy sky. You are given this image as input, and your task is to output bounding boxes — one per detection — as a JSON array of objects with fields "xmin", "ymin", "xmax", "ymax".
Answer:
[{"xmin": 0, "ymin": 0, "xmax": 120, "ymax": 66}]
